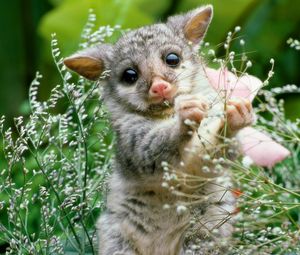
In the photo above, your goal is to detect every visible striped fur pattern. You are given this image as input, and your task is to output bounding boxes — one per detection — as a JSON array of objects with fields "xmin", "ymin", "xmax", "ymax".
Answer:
[
  {"xmin": 97, "ymin": 8, "xmax": 235, "ymax": 254},
  {"xmin": 64, "ymin": 5, "xmax": 252, "ymax": 255}
]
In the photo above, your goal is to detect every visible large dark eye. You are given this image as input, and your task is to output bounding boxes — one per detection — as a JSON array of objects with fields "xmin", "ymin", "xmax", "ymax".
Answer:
[
  {"xmin": 165, "ymin": 53, "xmax": 180, "ymax": 67},
  {"xmin": 122, "ymin": 68, "xmax": 138, "ymax": 84}
]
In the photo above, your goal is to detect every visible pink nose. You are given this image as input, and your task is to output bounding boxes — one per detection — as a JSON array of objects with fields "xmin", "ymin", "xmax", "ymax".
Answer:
[{"xmin": 150, "ymin": 77, "xmax": 172, "ymax": 98}]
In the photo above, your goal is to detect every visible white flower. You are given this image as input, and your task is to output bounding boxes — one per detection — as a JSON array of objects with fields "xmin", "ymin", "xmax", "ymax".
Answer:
[
  {"xmin": 272, "ymin": 227, "xmax": 283, "ymax": 235},
  {"xmin": 208, "ymin": 49, "xmax": 215, "ymax": 55},
  {"xmin": 242, "ymin": 156, "xmax": 254, "ymax": 168},
  {"xmin": 163, "ymin": 204, "xmax": 170, "ymax": 210},
  {"xmin": 176, "ymin": 205, "xmax": 187, "ymax": 215},
  {"xmin": 202, "ymin": 154, "xmax": 211, "ymax": 161},
  {"xmin": 268, "ymin": 70, "xmax": 274, "ymax": 78},
  {"xmin": 234, "ymin": 26, "xmax": 241, "ymax": 32},
  {"xmin": 202, "ymin": 166, "xmax": 210, "ymax": 173}
]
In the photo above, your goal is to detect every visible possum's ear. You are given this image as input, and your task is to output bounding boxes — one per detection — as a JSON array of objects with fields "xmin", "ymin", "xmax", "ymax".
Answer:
[
  {"xmin": 167, "ymin": 5, "xmax": 213, "ymax": 44},
  {"xmin": 64, "ymin": 44, "xmax": 113, "ymax": 80}
]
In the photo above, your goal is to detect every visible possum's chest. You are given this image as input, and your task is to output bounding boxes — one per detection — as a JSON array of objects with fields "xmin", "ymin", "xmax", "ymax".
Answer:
[{"xmin": 179, "ymin": 99, "xmax": 225, "ymax": 178}]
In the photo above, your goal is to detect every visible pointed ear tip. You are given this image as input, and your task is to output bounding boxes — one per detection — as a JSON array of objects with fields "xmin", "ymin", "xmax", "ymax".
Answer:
[
  {"xmin": 193, "ymin": 5, "xmax": 213, "ymax": 20},
  {"xmin": 203, "ymin": 5, "xmax": 213, "ymax": 15}
]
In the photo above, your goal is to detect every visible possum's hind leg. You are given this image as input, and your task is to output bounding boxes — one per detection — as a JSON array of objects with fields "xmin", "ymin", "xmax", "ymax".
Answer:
[
  {"xmin": 200, "ymin": 182, "xmax": 236, "ymax": 238},
  {"xmin": 97, "ymin": 213, "xmax": 135, "ymax": 255},
  {"xmin": 183, "ymin": 183, "xmax": 236, "ymax": 255}
]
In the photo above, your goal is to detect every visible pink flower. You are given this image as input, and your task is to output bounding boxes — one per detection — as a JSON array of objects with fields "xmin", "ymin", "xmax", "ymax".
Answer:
[
  {"xmin": 204, "ymin": 67, "xmax": 290, "ymax": 167},
  {"xmin": 205, "ymin": 67, "xmax": 262, "ymax": 101},
  {"xmin": 236, "ymin": 127, "xmax": 290, "ymax": 168}
]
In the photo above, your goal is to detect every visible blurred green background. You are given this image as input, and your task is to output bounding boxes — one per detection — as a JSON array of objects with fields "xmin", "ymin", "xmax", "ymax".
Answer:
[{"xmin": 0, "ymin": 0, "xmax": 299, "ymax": 120}]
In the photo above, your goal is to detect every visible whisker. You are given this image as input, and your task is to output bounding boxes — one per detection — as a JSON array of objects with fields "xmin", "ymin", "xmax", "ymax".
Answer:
[{"xmin": 175, "ymin": 70, "xmax": 206, "ymax": 83}]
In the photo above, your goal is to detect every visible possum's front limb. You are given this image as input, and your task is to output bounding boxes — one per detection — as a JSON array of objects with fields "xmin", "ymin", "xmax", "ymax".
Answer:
[{"xmin": 113, "ymin": 96, "xmax": 209, "ymax": 175}]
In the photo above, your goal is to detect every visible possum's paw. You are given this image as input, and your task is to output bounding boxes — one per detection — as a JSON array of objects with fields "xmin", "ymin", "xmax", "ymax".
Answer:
[
  {"xmin": 226, "ymin": 98, "xmax": 253, "ymax": 132},
  {"xmin": 175, "ymin": 95, "xmax": 209, "ymax": 130}
]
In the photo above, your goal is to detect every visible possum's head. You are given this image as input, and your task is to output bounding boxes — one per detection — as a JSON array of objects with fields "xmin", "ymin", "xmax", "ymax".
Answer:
[{"xmin": 64, "ymin": 5, "xmax": 213, "ymax": 115}]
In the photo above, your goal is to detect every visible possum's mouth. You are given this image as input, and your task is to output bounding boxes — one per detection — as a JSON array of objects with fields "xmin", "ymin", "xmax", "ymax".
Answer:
[
  {"xmin": 146, "ymin": 94, "xmax": 189, "ymax": 117},
  {"xmin": 149, "ymin": 97, "xmax": 175, "ymax": 108},
  {"xmin": 147, "ymin": 97, "xmax": 174, "ymax": 110},
  {"xmin": 149, "ymin": 101, "xmax": 173, "ymax": 110},
  {"xmin": 147, "ymin": 100, "xmax": 175, "ymax": 117},
  {"xmin": 146, "ymin": 87, "xmax": 194, "ymax": 117},
  {"xmin": 148, "ymin": 90, "xmax": 187, "ymax": 109},
  {"xmin": 163, "ymin": 100, "xmax": 172, "ymax": 107}
]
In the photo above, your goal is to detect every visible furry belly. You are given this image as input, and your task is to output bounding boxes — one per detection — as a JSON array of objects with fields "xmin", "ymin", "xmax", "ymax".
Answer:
[
  {"xmin": 101, "ymin": 180, "xmax": 235, "ymax": 255},
  {"xmin": 103, "ymin": 175, "xmax": 191, "ymax": 255},
  {"xmin": 119, "ymin": 210, "xmax": 189, "ymax": 255}
]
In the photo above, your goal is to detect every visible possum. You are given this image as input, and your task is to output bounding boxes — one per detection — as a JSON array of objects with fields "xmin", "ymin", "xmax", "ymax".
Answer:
[{"xmin": 64, "ymin": 5, "xmax": 253, "ymax": 255}]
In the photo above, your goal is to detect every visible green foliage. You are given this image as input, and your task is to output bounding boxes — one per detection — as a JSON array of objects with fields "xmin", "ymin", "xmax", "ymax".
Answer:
[
  {"xmin": 230, "ymin": 89, "xmax": 300, "ymax": 253},
  {"xmin": 0, "ymin": 17, "xmax": 116, "ymax": 254},
  {"xmin": 39, "ymin": 0, "xmax": 158, "ymax": 55}
]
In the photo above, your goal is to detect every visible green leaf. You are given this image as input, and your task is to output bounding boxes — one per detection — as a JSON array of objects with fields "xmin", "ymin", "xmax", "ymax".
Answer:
[
  {"xmin": 136, "ymin": 0, "xmax": 172, "ymax": 19},
  {"xmin": 38, "ymin": 0, "xmax": 154, "ymax": 55}
]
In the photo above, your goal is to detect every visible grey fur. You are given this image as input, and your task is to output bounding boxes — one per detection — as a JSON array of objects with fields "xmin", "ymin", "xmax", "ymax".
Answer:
[{"xmin": 64, "ymin": 5, "xmax": 245, "ymax": 255}]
